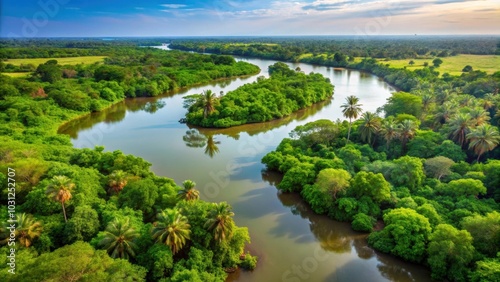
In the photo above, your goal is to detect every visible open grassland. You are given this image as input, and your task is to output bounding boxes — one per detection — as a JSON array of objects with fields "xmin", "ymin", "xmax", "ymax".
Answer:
[
  {"xmin": 379, "ymin": 54, "xmax": 500, "ymax": 76},
  {"xmin": 4, "ymin": 56, "xmax": 107, "ymax": 66},
  {"xmin": 1, "ymin": 72, "xmax": 30, "ymax": 78}
]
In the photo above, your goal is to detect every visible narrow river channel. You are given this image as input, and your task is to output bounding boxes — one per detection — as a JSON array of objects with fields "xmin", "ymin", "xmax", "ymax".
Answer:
[{"xmin": 59, "ymin": 46, "xmax": 432, "ymax": 282}]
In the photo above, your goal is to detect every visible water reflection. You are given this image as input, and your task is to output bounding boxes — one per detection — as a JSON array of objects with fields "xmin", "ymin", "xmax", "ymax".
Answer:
[
  {"xmin": 182, "ymin": 129, "xmax": 221, "ymax": 158},
  {"xmin": 261, "ymin": 170, "xmax": 431, "ymax": 281}
]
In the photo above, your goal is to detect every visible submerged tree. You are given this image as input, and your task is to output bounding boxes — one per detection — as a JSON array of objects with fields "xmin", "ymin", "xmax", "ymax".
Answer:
[
  {"xmin": 341, "ymin": 95, "xmax": 363, "ymax": 142},
  {"xmin": 46, "ymin": 175, "xmax": 74, "ymax": 223}
]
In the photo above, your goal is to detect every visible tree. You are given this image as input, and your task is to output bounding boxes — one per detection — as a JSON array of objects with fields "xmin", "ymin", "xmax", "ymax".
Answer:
[
  {"xmin": 99, "ymin": 218, "xmax": 139, "ymax": 260},
  {"xmin": 380, "ymin": 118, "xmax": 400, "ymax": 149},
  {"xmin": 16, "ymin": 241, "xmax": 146, "ymax": 281},
  {"xmin": 341, "ymin": 95, "xmax": 363, "ymax": 142},
  {"xmin": 424, "ymin": 156, "xmax": 454, "ymax": 180},
  {"xmin": 107, "ymin": 170, "xmax": 128, "ymax": 194},
  {"xmin": 409, "ymin": 60, "xmax": 415, "ymax": 66},
  {"xmin": 461, "ymin": 211, "xmax": 500, "ymax": 257},
  {"xmin": 177, "ymin": 180, "xmax": 200, "ymax": 201},
  {"xmin": 201, "ymin": 89, "xmax": 217, "ymax": 118},
  {"xmin": 315, "ymin": 168, "xmax": 351, "ymax": 199},
  {"xmin": 432, "ymin": 58, "xmax": 443, "ymax": 67},
  {"xmin": 204, "ymin": 202, "xmax": 235, "ymax": 243},
  {"xmin": 368, "ymin": 208, "xmax": 431, "ymax": 263},
  {"xmin": 448, "ymin": 113, "xmax": 474, "ymax": 148},
  {"xmin": 469, "ymin": 108, "xmax": 491, "ymax": 126},
  {"xmin": 462, "ymin": 65, "xmax": 473, "ymax": 72},
  {"xmin": 349, "ymin": 171, "xmax": 391, "ymax": 203},
  {"xmin": 64, "ymin": 205, "xmax": 100, "ymax": 243},
  {"xmin": 152, "ymin": 209, "xmax": 191, "ymax": 254},
  {"xmin": 390, "ymin": 156, "xmax": 425, "ymax": 191},
  {"xmin": 46, "ymin": 175, "xmax": 74, "ymax": 223},
  {"xmin": 441, "ymin": 178, "xmax": 487, "ymax": 197},
  {"xmin": 383, "ymin": 92, "xmax": 422, "ymax": 118},
  {"xmin": 1, "ymin": 213, "xmax": 42, "ymax": 248},
  {"xmin": 427, "ymin": 224, "xmax": 475, "ymax": 281},
  {"xmin": 398, "ymin": 119, "xmax": 417, "ymax": 153},
  {"xmin": 467, "ymin": 124, "xmax": 500, "ymax": 162},
  {"xmin": 358, "ymin": 112, "xmax": 381, "ymax": 146}
]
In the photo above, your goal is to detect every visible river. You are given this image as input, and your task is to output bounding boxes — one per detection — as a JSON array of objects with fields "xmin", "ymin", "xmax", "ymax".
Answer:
[{"xmin": 58, "ymin": 47, "xmax": 432, "ymax": 282}]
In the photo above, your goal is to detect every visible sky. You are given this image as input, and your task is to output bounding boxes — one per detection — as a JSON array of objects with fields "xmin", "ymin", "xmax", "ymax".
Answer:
[{"xmin": 1, "ymin": 0, "xmax": 499, "ymax": 37}]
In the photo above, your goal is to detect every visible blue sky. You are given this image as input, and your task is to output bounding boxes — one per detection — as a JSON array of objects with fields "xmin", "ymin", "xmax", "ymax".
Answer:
[{"xmin": 1, "ymin": 0, "xmax": 499, "ymax": 37}]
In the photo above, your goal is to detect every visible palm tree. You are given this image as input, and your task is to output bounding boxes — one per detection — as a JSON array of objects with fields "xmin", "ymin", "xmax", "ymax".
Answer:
[
  {"xmin": 108, "ymin": 170, "xmax": 128, "ymax": 194},
  {"xmin": 152, "ymin": 209, "xmax": 190, "ymax": 254},
  {"xmin": 99, "ymin": 218, "xmax": 139, "ymax": 260},
  {"xmin": 204, "ymin": 202, "xmax": 235, "ymax": 243},
  {"xmin": 467, "ymin": 124, "xmax": 500, "ymax": 162},
  {"xmin": 46, "ymin": 175, "xmax": 74, "ymax": 223},
  {"xmin": 469, "ymin": 108, "xmax": 491, "ymax": 126},
  {"xmin": 358, "ymin": 112, "xmax": 381, "ymax": 146},
  {"xmin": 380, "ymin": 118, "xmax": 400, "ymax": 150},
  {"xmin": 448, "ymin": 113, "xmax": 474, "ymax": 148},
  {"xmin": 398, "ymin": 119, "xmax": 417, "ymax": 153},
  {"xmin": 420, "ymin": 93, "xmax": 434, "ymax": 120},
  {"xmin": 177, "ymin": 180, "xmax": 200, "ymax": 201},
  {"xmin": 341, "ymin": 95, "xmax": 363, "ymax": 142},
  {"xmin": 1, "ymin": 213, "xmax": 42, "ymax": 247},
  {"xmin": 434, "ymin": 101, "xmax": 457, "ymax": 127},
  {"xmin": 204, "ymin": 135, "xmax": 220, "ymax": 158},
  {"xmin": 201, "ymin": 90, "xmax": 217, "ymax": 118}
]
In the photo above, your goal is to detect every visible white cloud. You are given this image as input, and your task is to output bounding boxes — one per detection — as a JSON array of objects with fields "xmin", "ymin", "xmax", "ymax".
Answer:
[{"xmin": 161, "ymin": 4, "xmax": 187, "ymax": 9}]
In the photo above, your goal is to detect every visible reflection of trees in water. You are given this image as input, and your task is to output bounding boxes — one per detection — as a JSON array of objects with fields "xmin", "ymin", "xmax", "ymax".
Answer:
[
  {"xmin": 58, "ymin": 101, "xmax": 127, "ymax": 138},
  {"xmin": 141, "ymin": 101, "xmax": 166, "ymax": 114},
  {"xmin": 263, "ymin": 170, "xmax": 430, "ymax": 281},
  {"xmin": 182, "ymin": 129, "xmax": 220, "ymax": 158}
]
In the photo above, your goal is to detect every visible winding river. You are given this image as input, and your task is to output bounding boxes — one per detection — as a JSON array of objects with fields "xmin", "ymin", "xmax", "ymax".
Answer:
[{"xmin": 59, "ymin": 47, "xmax": 432, "ymax": 282}]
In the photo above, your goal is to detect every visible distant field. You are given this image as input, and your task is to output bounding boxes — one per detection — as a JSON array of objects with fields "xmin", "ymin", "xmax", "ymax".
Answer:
[
  {"xmin": 4, "ymin": 56, "xmax": 107, "ymax": 66},
  {"xmin": 379, "ymin": 54, "xmax": 500, "ymax": 76},
  {"xmin": 1, "ymin": 72, "xmax": 29, "ymax": 78}
]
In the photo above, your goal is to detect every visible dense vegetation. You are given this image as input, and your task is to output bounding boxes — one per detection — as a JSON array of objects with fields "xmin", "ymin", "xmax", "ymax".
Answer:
[
  {"xmin": 262, "ymin": 55, "xmax": 500, "ymax": 280},
  {"xmin": 0, "ymin": 47, "xmax": 260, "ymax": 281},
  {"xmin": 169, "ymin": 36, "xmax": 500, "ymax": 60},
  {"xmin": 183, "ymin": 62, "xmax": 333, "ymax": 128}
]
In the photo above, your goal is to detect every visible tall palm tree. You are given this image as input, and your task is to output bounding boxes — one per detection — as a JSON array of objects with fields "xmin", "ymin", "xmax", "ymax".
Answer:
[
  {"xmin": 152, "ymin": 209, "xmax": 190, "ymax": 254},
  {"xmin": 469, "ymin": 108, "xmax": 491, "ymax": 126},
  {"xmin": 46, "ymin": 175, "xmax": 74, "ymax": 223},
  {"xmin": 434, "ymin": 101, "xmax": 457, "ymax": 128},
  {"xmin": 341, "ymin": 95, "xmax": 363, "ymax": 142},
  {"xmin": 204, "ymin": 202, "xmax": 235, "ymax": 243},
  {"xmin": 1, "ymin": 213, "xmax": 42, "ymax": 247},
  {"xmin": 201, "ymin": 89, "xmax": 217, "ymax": 118},
  {"xmin": 380, "ymin": 118, "xmax": 400, "ymax": 149},
  {"xmin": 398, "ymin": 119, "xmax": 417, "ymax": 153},
  {"xmin": 177, "ymin": 180, "xmax": 200, "ymax": 201},
  {"xmin": 420, "ymin": 93, "xmax": 434, "ymax": 121},
  {"xmin": 358, "ymin": 112, "xmax": 381, "ymax": 146},
  {"xmin": 448, "ymin": 113, "xmax": 474, "ymax": 148},
  {"xmin": 204, "ymin": 135, "xmax": 220, "ymax": 158},
  {"xmin": 108, "ymin": 170, "xmax": 128, "ymax": 194},
  {"xmin": 99, "ymin": 218, "xmax": 139, "ymax": 260},
  {"xmin": 467, "ymin": 124, "xmax": 500, "ymax": 162}
]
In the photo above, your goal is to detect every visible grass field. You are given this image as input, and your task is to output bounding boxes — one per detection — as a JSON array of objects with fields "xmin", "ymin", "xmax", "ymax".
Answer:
[
  {"xmin": 379, "ymin": 54, "xmax": 500, "ymax": 76},
  {"xmin": 1, "ymin": 72, "xmax": 30, "ymax": 78},
  {"xmin": 4, "ymin": 56, "xmax": 107, "ymax": 66}
]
